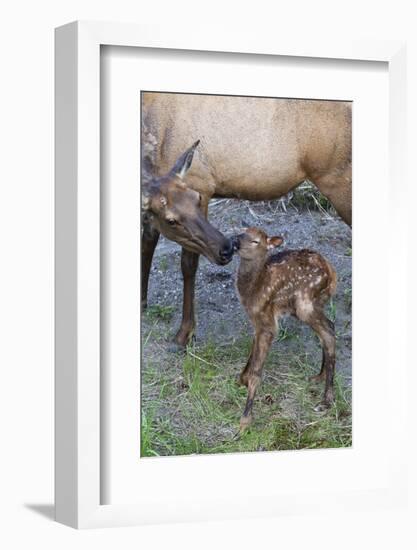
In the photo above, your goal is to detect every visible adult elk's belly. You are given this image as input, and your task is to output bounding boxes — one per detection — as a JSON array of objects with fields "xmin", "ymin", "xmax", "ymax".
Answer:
[
  {"xmin": 213, "ymin": 170, "xmax": 306, "ymax": 201},
  {"xmin": 210, "ymin": 150, "xmax": 307, "ymax": 201}
]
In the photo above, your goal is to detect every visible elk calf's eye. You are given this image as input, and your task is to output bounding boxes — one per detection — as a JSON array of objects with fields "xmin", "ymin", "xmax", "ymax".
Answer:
[{"xmin": 168, "ymin": 219, "xmax": 176, "ymax": 226}]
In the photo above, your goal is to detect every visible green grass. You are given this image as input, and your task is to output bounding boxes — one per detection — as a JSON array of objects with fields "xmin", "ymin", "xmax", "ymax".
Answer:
[
  {"xmin": 144, "ymin": 304, "xmax": 175, "ymax": 321},
  {"xmin": 327, "ymin": 298, "xmax": 337, "ymax": 323},
  {"xmin": 140, "ymin": 333, "xmax": 352, "ymax": 457},
  {"xmin": 344, "ymin": 287, "xmax": 352, "ymax": 309},
  {"xmin": 158, "ymin": 256, "xmax": 169, "ymax": 272}
]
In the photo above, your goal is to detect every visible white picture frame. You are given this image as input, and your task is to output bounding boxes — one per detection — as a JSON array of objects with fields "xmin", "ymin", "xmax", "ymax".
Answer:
[{"xmin": 55, "ymin": 21, "xmax": 407, "ymax": 529}]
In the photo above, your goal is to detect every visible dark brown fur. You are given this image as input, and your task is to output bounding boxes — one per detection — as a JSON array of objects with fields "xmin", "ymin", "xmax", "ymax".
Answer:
[{"xmin": 234, "ymin": 227, "xmax": 337, "ymax": 430}]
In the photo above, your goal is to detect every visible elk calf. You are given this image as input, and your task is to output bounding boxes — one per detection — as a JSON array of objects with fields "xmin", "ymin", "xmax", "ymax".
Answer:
[{"xmin": 232, "ymin": 227, "xmax": 337, "ymax": 430}]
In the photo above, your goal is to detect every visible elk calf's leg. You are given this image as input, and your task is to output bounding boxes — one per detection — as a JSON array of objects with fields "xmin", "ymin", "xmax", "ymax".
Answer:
[
  {"xmin": 309, "ymin": 348, "xmax": 326, "ymax": 383},
  {"xmin": 174, "ymin": 248, "xmax": 200, "ymax": 347},
  {"xmin": 322, "ymin": 345, "xmax": 335, "ymax": 407},
  {"xmin": 310, "ymin": 312, "xmax": 336, "ymax": 411},
  {"xmin": 141, "ymin": 222, "xmax": 160, "ymax": 309},
  {"xmin": 240, "ymin": 330, "xmax": 274, "ymax": 430},
  {"xmin": 238, "ymin": 346, "xmax": 254, "ymax": 387},
  {"xmin": 310, "ymin": 317, "xmax": 335, "ymax": 382}
]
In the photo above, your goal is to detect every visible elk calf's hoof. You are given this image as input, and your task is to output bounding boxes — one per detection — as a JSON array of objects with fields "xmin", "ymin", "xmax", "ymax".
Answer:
[
  {"xmin": 313, "ymin": 401, "xmax": 332, "ymax": 413},
  {"xmin": 240, "ymin": 414, "xmax": 253, "ymax": 431}
]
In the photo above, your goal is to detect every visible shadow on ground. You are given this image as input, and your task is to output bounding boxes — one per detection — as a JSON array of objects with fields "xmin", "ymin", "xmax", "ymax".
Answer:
[{"xmin": 24, "ymin": 503, "xmax": 55, "ymax": 521}]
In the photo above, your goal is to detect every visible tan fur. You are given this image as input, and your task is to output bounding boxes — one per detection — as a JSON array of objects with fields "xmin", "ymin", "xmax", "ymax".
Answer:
[{"xmin": 142, "ymin": 93, "xmax": 352, "ymax": 223}]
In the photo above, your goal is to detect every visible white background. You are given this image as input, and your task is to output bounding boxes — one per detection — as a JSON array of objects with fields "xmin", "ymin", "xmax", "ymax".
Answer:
[{"xmin": 1, "ymin": 1, "xmax": 416, "ymax": 549}]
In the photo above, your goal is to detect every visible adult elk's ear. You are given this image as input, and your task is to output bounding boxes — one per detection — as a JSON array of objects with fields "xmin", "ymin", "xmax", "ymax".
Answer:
[
  {"xmin": 266, "ymin": 236, "xmax": 284, "ymax": 250},
  {"xmin": 141, "ymin": 155, "xmax": 155, "ymax": 211},
  {"xmin": 142, "ymin": 187, "xmax": 152, "ymax": 211},
  {"xmin": 170, "ymin": 140, "xmax": 200, "ymax": 180},
  {"xmin": 142, "ymin": 195, "xmax": 150, "ymax": 211}
]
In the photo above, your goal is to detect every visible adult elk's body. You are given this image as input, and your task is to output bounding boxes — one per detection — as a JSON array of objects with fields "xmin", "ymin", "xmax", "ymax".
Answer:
[{"xmin": 142, "ymin": 93, "xmax": 351, "ymax": 347}]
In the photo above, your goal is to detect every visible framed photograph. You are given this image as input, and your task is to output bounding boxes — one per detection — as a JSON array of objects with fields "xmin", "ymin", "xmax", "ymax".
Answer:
[{"xmin": 55, "ymin": 21, "xmax": 407, "ymax": 528}]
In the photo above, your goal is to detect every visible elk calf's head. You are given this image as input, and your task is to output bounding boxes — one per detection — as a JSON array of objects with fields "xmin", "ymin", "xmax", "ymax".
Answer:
[
  {"xmin": 142, "ymin": 141, "xmax": 233, "ymax": 265},
  {"xmin": 232, "ymin": 227, "xmax": 283, "ymax": 261}
]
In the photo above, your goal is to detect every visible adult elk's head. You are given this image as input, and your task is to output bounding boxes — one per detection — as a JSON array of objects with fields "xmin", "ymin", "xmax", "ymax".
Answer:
[{"xmin": 142, "ymin": 141, "xmax": 233, "ymax": 265}]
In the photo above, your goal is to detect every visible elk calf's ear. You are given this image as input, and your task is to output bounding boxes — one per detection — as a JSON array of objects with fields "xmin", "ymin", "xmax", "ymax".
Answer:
[
  {"xmin": 266, "ymin": 236, "xmax": 284, "ymax": 249},
  {"xmin": 171, "ymin": 140, "xmax": 200, "ymax": 180}
]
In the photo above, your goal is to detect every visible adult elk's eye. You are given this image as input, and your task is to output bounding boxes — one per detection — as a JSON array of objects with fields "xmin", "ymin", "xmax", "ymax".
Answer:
[
  {"xmin": 251, "ymin": 240, "xmax": 260, "ymax": 244},
  {"xmin": 167, "ymin": 219, "xmax": 177, "ymax": 226}
]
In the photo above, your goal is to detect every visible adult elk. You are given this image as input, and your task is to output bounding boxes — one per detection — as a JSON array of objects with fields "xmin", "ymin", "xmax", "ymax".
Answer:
[{"xmin": 142, "ymin": 93, "xmax": 351, "ymax": 348}]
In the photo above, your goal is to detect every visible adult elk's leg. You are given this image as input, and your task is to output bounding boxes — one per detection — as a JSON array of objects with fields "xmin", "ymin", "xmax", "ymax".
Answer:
[
  {"xmin": 240, "ymin": 328, "xmax": 275, "ymax": 430},
  {"xmin": 174, "ymin": 248, "xmax": 199, "ymax": 347},
  {"xmin": 141, "ymin": 221, "xmax": 160, "ymax": 309},
  {"xmin": 314, "ymin": 164, "xmax": 352, "ymax": 226}
]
